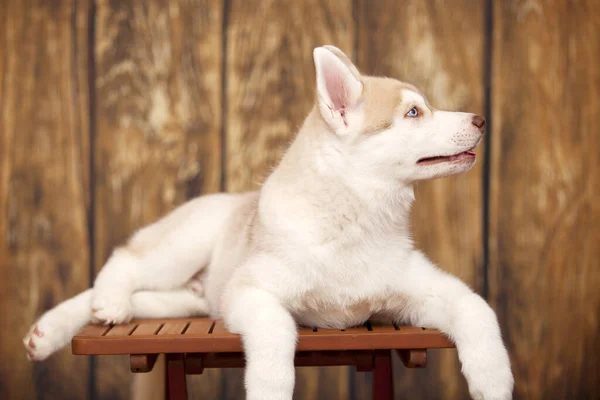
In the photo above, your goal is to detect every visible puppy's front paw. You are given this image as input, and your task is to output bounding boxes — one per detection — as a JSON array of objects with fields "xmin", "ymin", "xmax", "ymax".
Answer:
[
  {"xmin": 91, "ymin": 292, "xmax": 132, "ymax": 325},
  {"xmin": 463, "ymin": 346, "xmax": 514, "ymax": 400},
  {"xmin": 466, "ymin": 369, "xmax": 513, "ymax": 400}
]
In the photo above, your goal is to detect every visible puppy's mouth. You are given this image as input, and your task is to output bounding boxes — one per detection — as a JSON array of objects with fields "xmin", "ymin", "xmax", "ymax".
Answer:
[{"xmin": 417, "ymin": 150, "xmax": 476, "ymax": 166}]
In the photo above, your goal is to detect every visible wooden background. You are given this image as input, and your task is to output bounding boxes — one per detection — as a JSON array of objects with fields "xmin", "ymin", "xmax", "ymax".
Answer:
[{"xmin": 0, "ymin": 0, "xmax": 598, "ymax": 399}]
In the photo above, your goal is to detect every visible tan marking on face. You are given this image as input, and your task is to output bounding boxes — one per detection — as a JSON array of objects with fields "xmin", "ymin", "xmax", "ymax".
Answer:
[
  {"xmin": 360, "ymin": 77, "xmax": 430, "ymax": 135},
  {"xmin": 360, "ymin": 77, "xmax": 403, "ymax": 134},
  {"xmin": 401, "ymin": 83, "xmax": 434, "ymax": 112}
]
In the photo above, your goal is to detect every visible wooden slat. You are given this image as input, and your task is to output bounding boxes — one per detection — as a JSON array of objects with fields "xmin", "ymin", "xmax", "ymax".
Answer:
[
  {"xmin": 489, "ymin": 2, "xmax": 600, "ymax": 399},
  {"xmin": 130, "ymin": 322, "xmax": 162, "ymax": 336},
  {"xmin": 0, "ymin": 1, "xmax": 91, "ymax": 399},
  {"xmin": 72, "ymin": 319, "xmax": 453, "ymax": 355},
  {"xmin": 73, "ymin": 319, "xmax": 453, "ymax": 400},
  {"xmin": 298, "ymin": 327, "xmax": 453, "ymax": 351},
  {"xmin": 157, "ymin": 321, "xmax": 189, "ymax": 336},
  {"xmin": 105, "ymin": 323, "xmax": 137, "ymax": 337},
  {"xmin": 211, "ymin": 320, "xmax": 236, "ymax": 337},
  {"xmin": 77, "ymin": 324, "xmax": 111, "ymax": 338},
  {"xmin": 369, "ymin": 325, "xmax": 397, "ymax": 334},
  {"xmin": 226, "ymin": 1, "xmax": 355, "ymax": 398},
  {"xmin": 93, "ymin": 0, "xmax": 223, "ymax": 398},
  {"xmin": 356, "ymin": 1, "xmax": 485, "ymax": 398},
  {"xmin": 185, "ymin": 319, "xmax": 214, "ymax": 335},
  {"xmin": 298, "ymin": 327, "xmax": 317, "ymax": 335}
]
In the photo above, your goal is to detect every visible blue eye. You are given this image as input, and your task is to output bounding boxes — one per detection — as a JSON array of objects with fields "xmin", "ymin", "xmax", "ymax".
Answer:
[{"xmin": 407, "ymin": 107, "xmax": 419, "ymax": 117}]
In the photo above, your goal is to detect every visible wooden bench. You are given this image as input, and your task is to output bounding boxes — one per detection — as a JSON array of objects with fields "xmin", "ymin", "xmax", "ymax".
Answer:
[{"xmin": 72, "ymin": 318, "xmax": 454, "ymax": 400}]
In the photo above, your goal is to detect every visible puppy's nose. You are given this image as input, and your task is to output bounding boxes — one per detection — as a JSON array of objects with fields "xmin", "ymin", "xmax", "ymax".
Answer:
[{"xmin": 472, "ymin": 115, "xmax": 486, "ymax": 131}]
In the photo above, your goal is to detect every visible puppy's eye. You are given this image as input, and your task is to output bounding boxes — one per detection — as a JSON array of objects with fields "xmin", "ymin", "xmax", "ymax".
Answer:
[{"xmin": 406, "ymin": 107, "xmax": 419, "ymax": 118}]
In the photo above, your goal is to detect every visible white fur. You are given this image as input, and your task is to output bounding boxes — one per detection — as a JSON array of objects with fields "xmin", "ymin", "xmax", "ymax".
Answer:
[
  {"xmin": 24, "ymin": 46, "xmax": 512, "ymax": 400},
  {"xmin": 23, "ymin": 288, "xmax": 208, "ymax": 360},
  {"xmin": 314, "ymin": 46, "xmax": 363, "ymax": 134}
]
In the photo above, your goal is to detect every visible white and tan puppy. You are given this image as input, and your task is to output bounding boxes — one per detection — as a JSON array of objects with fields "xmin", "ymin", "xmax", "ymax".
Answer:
[{"xmin": 24, "ymin": 46, "xmax": 513, "ymax": 400}]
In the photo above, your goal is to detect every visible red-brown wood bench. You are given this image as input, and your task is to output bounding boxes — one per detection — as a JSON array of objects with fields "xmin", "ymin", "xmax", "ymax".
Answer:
[{"xmin": 72, "ymin": 318, "xmax": 455, "ymax": 400}]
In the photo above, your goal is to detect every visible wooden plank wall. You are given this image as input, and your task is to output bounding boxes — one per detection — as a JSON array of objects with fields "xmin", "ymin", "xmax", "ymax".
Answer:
[
  {"xmin": 0, "ymin": 1, "xmax": 598, "ymax": 399},
  {"xmin": 489, "ymin": 1, "xmax": 600, "ymax": 399},
  {"xmin": 0, "ymin": 1, "xmax": 91, "ymax": 399}
]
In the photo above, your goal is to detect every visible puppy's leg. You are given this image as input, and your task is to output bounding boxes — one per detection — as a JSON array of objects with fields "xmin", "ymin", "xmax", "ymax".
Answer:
[
  {"xmin": 92, "ymin": 194, "xmax": 235, "ymax": 324},
  {"xmin": 24, "ymin": 289, "xmax": 93, "ymax": 361},
  {"xmin": 224, "ymin": 286, "xmax": 297, "ymax": 400},
  {"xmin": 393, "ymin": 251, "xmax": 513, "ymax": 400},
  {"xmin": 130, "ymin": 288, "xmax": 209, "ymax": 319},
  {"xmin": 24, "ymin": 287, "xmax": 209, "ymax": 360}
]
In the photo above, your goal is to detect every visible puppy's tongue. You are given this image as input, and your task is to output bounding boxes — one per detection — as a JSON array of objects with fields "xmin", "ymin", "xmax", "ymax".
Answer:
[
  {"xmin": 417, "ymin": 150, "xmax": 477, "ymax": 165},
  {"xmin": 446, "ymin": 151, "xmax": 473, "ymax": 161}
]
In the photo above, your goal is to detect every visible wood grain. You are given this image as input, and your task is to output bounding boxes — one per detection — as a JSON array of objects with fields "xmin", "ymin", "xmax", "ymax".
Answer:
[
  {"xmin": 225, "ymin": 1, "xmax": 354, "ymax": 398},
  {"xmin": 93, "ymin": 0, "xmax": 222, "ymax": 398},
  {"xmin": 0, "ymin": 1, "xmax": 597, "ymax": 399},
  {"xmin": 357, "ymin": 1, "xmax": 485, "ymax": 398},
  {"xmin": 0, "ymin": 0, "xmax": 91, "ymax": 399},
  {"xmin": 72, "ymin": 318, "xmax": 452, "ymax": 355},
  {"xmin": 489, "ymin": 1, "xmax": 600, "ymax": 399},
  {"xmin": 225, "ymin": 0, "xmax": 354, "ymax": 192}
]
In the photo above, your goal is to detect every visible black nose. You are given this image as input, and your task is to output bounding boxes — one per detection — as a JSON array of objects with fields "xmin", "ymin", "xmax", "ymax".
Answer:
[{"xmin": 472, "ymin": 115, "xmax": 486, "ymax": 131}]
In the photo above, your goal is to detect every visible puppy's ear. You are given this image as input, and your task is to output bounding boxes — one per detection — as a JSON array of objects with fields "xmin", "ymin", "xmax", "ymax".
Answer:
[
  {"xmin": 321, "ymin": 45, "xmax": 361, "ymax": 78},
  {"xmin": 313, "ymin": 46, "xmax": 363, "ymax": 133}
]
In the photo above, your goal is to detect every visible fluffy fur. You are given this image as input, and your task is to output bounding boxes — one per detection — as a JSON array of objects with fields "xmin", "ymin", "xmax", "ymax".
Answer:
[{"xmin": 24, "ymin": 46, "xmax": 513, "ymax": 400}]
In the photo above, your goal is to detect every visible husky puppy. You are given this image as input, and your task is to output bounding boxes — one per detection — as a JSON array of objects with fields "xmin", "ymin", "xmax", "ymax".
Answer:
[{"xmin": 24, "ymin": 46, "xmax": 513, "ymax": 400}]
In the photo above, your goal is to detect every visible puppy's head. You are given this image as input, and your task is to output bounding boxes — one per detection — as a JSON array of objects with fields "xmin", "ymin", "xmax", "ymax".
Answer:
[{"xmin": 313, "ymin": 45, "xmax": 485, "ymax": 183}]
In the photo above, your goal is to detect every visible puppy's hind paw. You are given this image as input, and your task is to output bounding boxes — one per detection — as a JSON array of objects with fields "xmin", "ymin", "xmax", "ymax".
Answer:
[
  {"xmin": 23, "ymin": 325, "xmax": 54, "ymax": 361},
  {"xmin": 91, "ymin": 294, "xmax": 133, "ymax": 325}
]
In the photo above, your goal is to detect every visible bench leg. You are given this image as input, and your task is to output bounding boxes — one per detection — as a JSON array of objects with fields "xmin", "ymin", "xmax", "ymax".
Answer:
[
  {"xmin": 165, "ymin": 353, "xmax": 188, "ymax": 400},
  {"xmin": 372, "ymin": 350, "xmax": 393, "ymax": 400}
]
